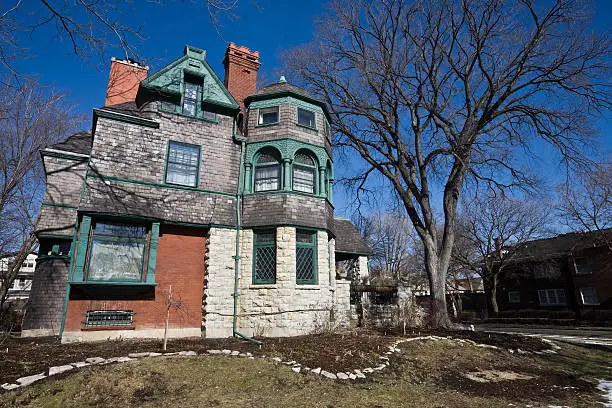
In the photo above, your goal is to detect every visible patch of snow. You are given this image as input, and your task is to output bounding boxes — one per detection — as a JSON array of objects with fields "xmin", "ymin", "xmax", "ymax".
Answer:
[{"xmin": 598, "ymin": 380, "xmax": 612, "ymax": 408}]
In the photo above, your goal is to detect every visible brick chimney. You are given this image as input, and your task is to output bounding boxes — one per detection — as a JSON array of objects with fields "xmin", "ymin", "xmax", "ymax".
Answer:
[
  {"xmin": 105, "ymin": 58, "xmax": 149, "ymax": 106},
  {"xmin": 223, "ymin": 43, "xmax": 261, "ymax": 112}
]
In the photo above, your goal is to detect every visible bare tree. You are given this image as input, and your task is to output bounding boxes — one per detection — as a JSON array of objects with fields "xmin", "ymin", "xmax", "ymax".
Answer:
[
  {"xmin": 0, "ymin": 0, "xmax": 241, "ymax": 74},
  {"xmin": 557, "ymin": 159, "xmax": 612, "ymax": 249},
  {"xmin": 284, "ymin": 0, "xmax": 610, "ymax": 326},
  {"xmin": 0, "ymin": 78, "xmax": 81, "ymax": 314},
  {"xmin": 453, "ymin": 194, "xmax": 553, "ymax": 315}
]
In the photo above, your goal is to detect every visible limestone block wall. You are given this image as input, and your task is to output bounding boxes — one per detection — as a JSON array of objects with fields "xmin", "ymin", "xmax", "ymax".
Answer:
[{"xmin": 203, "ymin": 227, "xmax": 236, "ymax": 338}]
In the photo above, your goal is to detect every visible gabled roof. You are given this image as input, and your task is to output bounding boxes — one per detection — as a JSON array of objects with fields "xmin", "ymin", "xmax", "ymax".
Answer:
[
  {"xmin": 48, "ymin": 130, "xmax": 92, "ymax": 155},
  {"xmin": 508, "ymin": 228, "xmax": 612, "ymax": 262},
  {"xmin": 334, "ymin": 218, "xmax": 371, "ymax": 256},
  {"xmin": 139, "ymin": 45, "xmax": 239, "ymax": 111}
]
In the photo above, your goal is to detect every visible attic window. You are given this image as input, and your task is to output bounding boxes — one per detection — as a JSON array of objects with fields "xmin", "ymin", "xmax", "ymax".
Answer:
[
  {"xmin": 258, "ymin": 107, "xmax": 279, "ymax": 125},
  {"xmin": 183, "ymin": 79, "xmax": 200, "ymax": 117},
  {"xmin": 297, "ymin": 108, "xmax": 315, "ymax": 129}
]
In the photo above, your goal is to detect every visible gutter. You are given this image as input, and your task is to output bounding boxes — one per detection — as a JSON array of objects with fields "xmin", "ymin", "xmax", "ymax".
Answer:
[{"xmin": 232, "ymin": 117, "xmax": 262, "ymax": 345}]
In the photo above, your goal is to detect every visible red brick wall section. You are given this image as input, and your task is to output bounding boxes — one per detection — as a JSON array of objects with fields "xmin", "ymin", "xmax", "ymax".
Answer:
[
  {"xmin": 223, "ymin": 42, "xmax": 261, "ymax": 112},
  {"xmin": 105, "ymin": 58, "xmax": 149, "ymax": 106},
  {"xmin": 64, "ymin": 225, "xmax": 206, "ymax": 332}
]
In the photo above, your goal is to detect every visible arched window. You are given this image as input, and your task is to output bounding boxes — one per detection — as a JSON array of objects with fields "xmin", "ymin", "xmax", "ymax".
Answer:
[
  {"xmin": 293, "ymin": 150, "xmax": 317, "ymax": 194},
  {"xmin": 254, "ymin": 149, "xmax": 281, "ymax": 192}
]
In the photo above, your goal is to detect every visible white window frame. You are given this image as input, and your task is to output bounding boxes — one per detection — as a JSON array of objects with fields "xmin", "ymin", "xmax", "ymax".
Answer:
[
  {"xmin": 537, "ymin": 289, "xmax": 566, "ymax": 306},
  {"xmin": 297, "ymin": 107, "xmax": 316, "ymax": 129},
  {"xmin": 258, "ymin": 106, "xmax": 279, "ymax": 125},
  {"xmin": 580, "ymin": 287, "xmax": 599, "ymax": 305}
]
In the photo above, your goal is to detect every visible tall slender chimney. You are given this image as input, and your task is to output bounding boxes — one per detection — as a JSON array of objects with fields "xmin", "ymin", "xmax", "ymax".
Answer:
[
  {"xmin": 223, "ymin": 43, "xmax": 261, "ymax": 112},
  {"xmin": 105, "ymin": 58, "xmax": 149, "ymax": 106}
]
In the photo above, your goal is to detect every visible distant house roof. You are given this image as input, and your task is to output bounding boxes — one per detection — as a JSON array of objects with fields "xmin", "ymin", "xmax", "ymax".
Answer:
[
  {"xmin": 334, "ymin": 218, "xmax": 371, "ymax": 256},
  {"xmin": 255, "ymin": 81, "xmax": 314, "ymax": 99},
  {"xmin": 99, "ymin": 101, "xmax": 146, "ymax": 118},
  {"xmin": 509, "ymin": 228, "xmax": 612, "ymax": 262},
  {"xmin": 49, "ymin": 130, "xmax": 92, "ymax": 155}
]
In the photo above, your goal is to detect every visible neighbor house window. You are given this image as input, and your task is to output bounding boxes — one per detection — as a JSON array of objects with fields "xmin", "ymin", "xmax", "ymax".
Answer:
[
  {"xmin": 165, "ymin": 141, "xmax": 200, "ymax": 187},
  {"xmin": 86, "ymin": 223, "xmax": 148, "ymax": 281},
  {"xmin": 253, "ymin": 230, "xmax": 276, "ymax": 284},
  {"xmin": 254, "ymin": 150, "xmax": 281, "ymax": 192},
  {"xmin": 293, "ymin": 151, "xmax": 317, "ymax": 194},
  {"xmin": 508, "ymin": 291, "xmax": 520, "ymax": 304},
  {"xmin": 580, "ymin": 287, "xmax": 599, "ymax": 305},
  {"xmin": 258, "ymin": 107, "xmax": 279, "ymax": 125},
  {"xmin": 297, "ymin": 108, "xmax": 315, "ymax": 128},
  {"xmin": 574, "ymin": 258, "xmax": 591, "ymax": 275},
  {"xmin": 296, "ymin": 230, "xmax": 317, "ymax": 284},
  {"xmin": 537, "ymin": 289, "xmax": 566, "ymax": 306},
  {"xmin": 182, "ymin": 79, "xmax": 200, "ymax": 117}
]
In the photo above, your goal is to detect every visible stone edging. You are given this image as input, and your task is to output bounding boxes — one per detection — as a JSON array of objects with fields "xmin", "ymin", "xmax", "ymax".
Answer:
[{"xmin": 1, "ymin": 335, "xmax": 559, "ymax": 391}]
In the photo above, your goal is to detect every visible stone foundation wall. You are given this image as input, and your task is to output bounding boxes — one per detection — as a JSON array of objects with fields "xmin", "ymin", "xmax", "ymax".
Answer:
[{"xmin": 203, "ymin": 227, "xmax": 351, "ymax": 338}]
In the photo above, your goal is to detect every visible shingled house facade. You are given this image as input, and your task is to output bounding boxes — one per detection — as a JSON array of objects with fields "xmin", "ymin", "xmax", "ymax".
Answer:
[{"xmin": 23, "ymin": 44, "xmax": 370, "ymax": 342}]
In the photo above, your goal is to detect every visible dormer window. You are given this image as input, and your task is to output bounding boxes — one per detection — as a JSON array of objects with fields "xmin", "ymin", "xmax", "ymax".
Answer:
[
  {"xmin": 183, "ymin": 79, "xmax": 200, "ymax": 117},
  {"xmin": 297, "ymin": 108, "xmax": 315, "ymax": 129},
  {"xmin": 258, "ymin": 107, "xmax": 279, "ymax": 125}
]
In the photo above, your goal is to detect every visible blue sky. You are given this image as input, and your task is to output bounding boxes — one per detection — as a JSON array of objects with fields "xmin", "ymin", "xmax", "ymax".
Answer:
[{"xmin": 9, "ymin": 0, "xmax": 612, "ymax": 219}]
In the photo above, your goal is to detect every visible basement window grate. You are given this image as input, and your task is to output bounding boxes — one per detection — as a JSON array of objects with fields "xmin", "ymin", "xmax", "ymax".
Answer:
[{"xmin": 85, "ymin": 310, "xmax": 134, "ymax": 327}]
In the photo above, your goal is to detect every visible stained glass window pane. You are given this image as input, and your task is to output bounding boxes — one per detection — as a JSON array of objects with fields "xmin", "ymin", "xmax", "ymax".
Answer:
[{"xmin": 294, "ymin": 152, "xmax": 314, "ymax": 166}]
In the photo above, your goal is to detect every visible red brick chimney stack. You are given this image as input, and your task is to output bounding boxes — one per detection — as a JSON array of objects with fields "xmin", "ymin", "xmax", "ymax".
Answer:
[
  {"xmin": 223, "ymin": 43, "xmax": 261, "ymax": 112},
  {"xmin": 105, "ymin": 58, "xmax": 149, "ymax": 106}
]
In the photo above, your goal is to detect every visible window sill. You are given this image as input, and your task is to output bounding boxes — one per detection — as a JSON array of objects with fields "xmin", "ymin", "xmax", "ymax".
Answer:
[
  {"xmin": 255, "ymin": 122, "xmax": 280, "ymax": 128},
  {"xmin": 159, "ymin": 108, "xmax": 219, "ymax": 123},
  {"xmin": 81, "ymin": 326, "xmax": 136, "ymax": 331},
  {"xmin": 295, "ymin": 284, "xmax": 321, "ymax": 289},
  {"xmin": 582, "ymin": 303, "xmax": 600, "ymax": 306},
  {"xmin": 295, "ymin": 123, "xmax": 318, "ymax": 131},
  {"xmin": 249, "ymin": 284, "xmax": 277, "ymax": 289},
  {"xmin": 164, "ymin": 181, "xmax": 199, "ymax": 190}
]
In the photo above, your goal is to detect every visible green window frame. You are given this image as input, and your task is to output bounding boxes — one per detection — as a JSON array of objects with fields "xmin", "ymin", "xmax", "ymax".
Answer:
[
  {"xmin": 254, "ymin": 149, "xmax": 282, "ymax": 192},
  {"xmin": 253, "ymin": 230, "xmax": 276, "ymax": 284},
  {"xmin": 85, "ymin": 222, "xmax": 149, "ymax": 282},
  {"xmin": 297, "ymin": 107, "xmax": 316, "ymax": 129},
  {"xmin": 296, "ymin": 230, "xmax": 317, "ymax": 285},
  {"xmin": 165, "ymin": 141, "xmax": 201, "ymax": 188},
  {"xmin": 158, "ymin": 75, "xmax": 218, "ymax": 122}
]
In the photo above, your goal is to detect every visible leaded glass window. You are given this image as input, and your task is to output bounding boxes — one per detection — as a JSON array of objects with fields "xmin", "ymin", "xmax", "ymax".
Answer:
[
  {"xmin": 86, "ymin": 310, "xmax": 134, "ymax": 327},
  {"xmin": 183, "ymin": 80, "xmax": 200, "ymax": 117},
  {"xmin": 297, "ymin": 108, "xmax": 315, "ymax": 128},
  {"xmin": 254, "ymin": 149, "xmax": 281, "ymax": 192},
  {"xmin": 87, "ymin": 223, "xmax": 147, "ymax": 281},
  {"xmin": 258, "ymin": 107, "xmax": 279, "ymax": 125},
  {"xmin": 253, "ymin": 230, "xmax": 276, "ymax": 284},
  {"xmin": 296, "ymin": 230, "xmax": 316, "ymax": 284},
  {"xmin": 166, "ymin": 141, "xmax": 200, "ymax": 187},
  {"xmin": 293, "ymin": 151, "xmax": 316, "ymax": 194}
]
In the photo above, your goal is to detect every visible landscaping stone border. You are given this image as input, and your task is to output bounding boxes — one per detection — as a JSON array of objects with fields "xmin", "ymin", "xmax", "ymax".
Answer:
[{"xmin": 0, "ymin": 335, "xmax": 560, "ymax": 391}]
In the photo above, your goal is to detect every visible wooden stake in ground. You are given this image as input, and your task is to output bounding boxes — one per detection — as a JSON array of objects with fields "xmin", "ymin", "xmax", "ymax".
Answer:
[{"xmin": 163, "ymin": 285, "xmax": 172, "ymax": 351}]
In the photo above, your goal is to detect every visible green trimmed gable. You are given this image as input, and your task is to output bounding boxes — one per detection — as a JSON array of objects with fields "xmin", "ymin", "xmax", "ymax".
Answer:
[{"xmin": 140, "ymin": 45, "xmax": 239, "ymax": 111}]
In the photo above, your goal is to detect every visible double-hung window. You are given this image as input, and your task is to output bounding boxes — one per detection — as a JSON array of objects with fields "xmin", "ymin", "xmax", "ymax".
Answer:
[
  {"xmin": 293, "ymin": 151, "xmax": 316, "ymax": 194},
  {"xmin": 297, "ymin": 108, "xmax": 315, "ymax": 129},
  {"xmin": 87, "ymin": 223, "xmax": 148, "ymax": 282},
  {"xmin": 258, "ymin": 107, "xmax": 279, "ymax": 125},
  {"xmin": 165, "ymin": 141, "xmax": 200, "ymax": 187},
  {"xmin": 537, "ymin": 289, "xmax": 566, "ymax": 306},
  {"xmin": 253, "ymin": 230, "xmax": 276, "ymax": 284},
  {"xmin": 254, "ymin": 150, "xmax": 281, "ymax": 192},
  {"xmin": 296, "ymin": 230, "xmax": 317, "ymax": 285},
  {"xmin": 182, "ymin": 80, "xmax": 200, "ymax": 117}
]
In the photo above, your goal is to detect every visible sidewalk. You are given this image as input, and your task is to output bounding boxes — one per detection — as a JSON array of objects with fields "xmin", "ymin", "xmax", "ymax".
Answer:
[{"xmin": 475, "ymin": 324, "xmax": 612, "ymax": 347}]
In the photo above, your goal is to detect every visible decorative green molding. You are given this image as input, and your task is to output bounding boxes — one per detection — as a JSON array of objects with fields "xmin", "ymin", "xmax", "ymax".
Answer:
[
  {"xmin": 245, "ymin": 138, "xmax": 331, "ymax": 168},
  {"xmin": 72, "ymin": 215, "xmax": 92, "ymax": 282},
  {"xmin": 245, "ymin": 91, "xmax": 331, "ymax": 122},
  {"xmin": 37, "ymin": 233, "xmax": 74, "ymax": 239},
  {"xmin": 249, "ymin": 96, "xmax": 324, "ymax": 115},
  {"xmin": 41, "ymin": 203, "xmax": 78, "ymax": 210},
  {"xmin": 94, "ymin": 109, "xmax": 160, "ymax": 128},
  {"xmin": 70, "ymin": 281, "xmax": 157, "ymax": 287},
  {"xmin": 146, "ymin": 223, "xmax": 160, "ymax": 284},
  {"xmin": 140, "ymin": 45, "xmax": 239, "ymax": 111},
  {"xmin": 86, "ymin": 173, "xmax": 236, "ymax": 198}
]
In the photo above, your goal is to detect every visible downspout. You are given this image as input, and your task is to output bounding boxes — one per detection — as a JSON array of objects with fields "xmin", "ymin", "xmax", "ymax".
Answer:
[{"xmin": 232, "ymin": 116, "xmax": 263, "ymax": 345}]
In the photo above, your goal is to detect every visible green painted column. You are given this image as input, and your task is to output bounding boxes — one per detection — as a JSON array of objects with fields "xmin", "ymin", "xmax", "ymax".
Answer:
[
  {"xmin": 318, "ymin": 167, "xmax": 326, "ymax": 197},
  {"xmin": 244, "ymin": 164, "xmax": 252, "ymax": 194},
  {"xmin": 146, "ymin": 223, "xmax": 160, "ymax": 284},
  {"xmin": 72, "ymin": 215, "xmax": 92, "ymax": 282},
  {"xmin": 283, "ymin": 159, "xmax": 291, "ymax": 191},
  {"xmin": 328, "ymin": 178, "xmax": 334, "ymax": 203}
]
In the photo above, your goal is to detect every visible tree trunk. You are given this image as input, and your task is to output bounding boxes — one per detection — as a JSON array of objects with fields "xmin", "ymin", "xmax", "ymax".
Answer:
[
  {"xmin": 489, "ymin": 281, "xmax": 499, "ymax": 316},
  {"xmin": 423, "ymin": 241, "xmax": 451, "ymax": 328}
]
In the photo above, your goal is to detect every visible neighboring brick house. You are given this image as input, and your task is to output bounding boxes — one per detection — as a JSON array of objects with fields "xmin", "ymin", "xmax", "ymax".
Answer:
[
  {"xmin": 491, "ymin": 229, "xmax": 612, "ymax": 320},
  {"xmin": 22, "ymin": 43, "xmax": 370, "ymax": 341}
]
